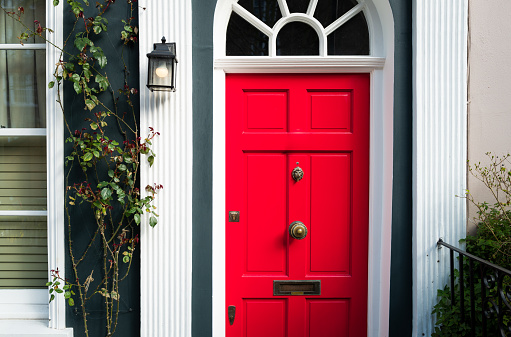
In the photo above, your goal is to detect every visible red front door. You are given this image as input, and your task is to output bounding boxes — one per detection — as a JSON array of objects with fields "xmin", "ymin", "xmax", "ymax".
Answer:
[{"xmin": 226, "ymin": 74, "xmax": 369, "ymax": 337}]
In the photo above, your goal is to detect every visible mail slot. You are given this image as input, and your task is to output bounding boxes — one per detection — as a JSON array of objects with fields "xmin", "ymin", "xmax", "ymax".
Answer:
[{"xmin": 273, "ymin": 280, "xmax": 321, "ymax": 296}]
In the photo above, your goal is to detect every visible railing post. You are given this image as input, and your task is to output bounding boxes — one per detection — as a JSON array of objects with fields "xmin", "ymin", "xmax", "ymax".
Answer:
[
  {"xmin": 469, "ymin": 259, "xmax": 476, "ymax": 337},
  {"xmin": 480, "ymin": 264, "xmax": 486, "ymax": 337},
  {"xmin": 450, "ymin": 250, "xmax": 455, "ymax": 305},
  {"xmin": 497, "ymin": 271, "xmax": 503, "ymax": 337},
  {"xmin": 460, "ymin": 254, "xmax": 465, "ymax": 322}
]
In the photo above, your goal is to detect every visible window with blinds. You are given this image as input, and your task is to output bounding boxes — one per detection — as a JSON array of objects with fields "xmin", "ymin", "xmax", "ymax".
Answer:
[{"xmin": 0, "ymin": 0, "xmax": 47, "ymax": 289}]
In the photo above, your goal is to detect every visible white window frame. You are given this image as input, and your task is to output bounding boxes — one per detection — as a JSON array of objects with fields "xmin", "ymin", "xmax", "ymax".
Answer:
[
  {"xmin": 212, "ymin": 0, "xmax": 394, "ymax": 336},
  {"xmin": 0, "ymin": 1, "xmax": 68, "ymax": 333}
]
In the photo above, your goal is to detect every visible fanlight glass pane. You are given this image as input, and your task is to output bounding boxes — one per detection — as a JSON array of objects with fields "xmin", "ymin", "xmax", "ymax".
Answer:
[
  {"xmin": 287, "ymin": 0, "xmax": 310, "ymax": 13},
  {"xmin": 0, "ymin": 50, "xmax": 46, "ymax": 128},
  {"xmin": 237, "ymin": 0, "xmax": 282, "ymax": 28},
  {"xmin": 0, "ymin": 0, "xmax": 46, "ymax": 44},
  {"xmin": 0, "ymin": 136, "xmax": 47, "ymax": 211},
  {"xmin": 227, "ymin": 12, "xmax": 269, "ymax": 56},
  {"xmin": 327, "ymin": 12, "xmax": 369, "ymax": 55},
  {"xmin": 314, "ymin": 0, "xmax": 357, "ymax": 28},
  {"xmin": 276, "ymin": 22, "xmax": 319, "ymax": 56},
  {"xmin": 0, "ymin": 216, "xmax": 47, "ymax": 289}
]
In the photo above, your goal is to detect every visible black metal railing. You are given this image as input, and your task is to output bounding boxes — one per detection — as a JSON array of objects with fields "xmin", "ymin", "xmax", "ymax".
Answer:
[{"xmin": 437, "ymin": 238, "xmax": 511, "ymax": 337}]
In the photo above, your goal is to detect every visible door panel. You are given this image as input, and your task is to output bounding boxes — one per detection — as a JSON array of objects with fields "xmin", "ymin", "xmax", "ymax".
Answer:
[
  {"xmin": 227, "ymin": 74, "xmax": 369, "ymax": 337},
  {"xmin": 246, "ymin": 154, "xmax": 287, "ymax": 273}
]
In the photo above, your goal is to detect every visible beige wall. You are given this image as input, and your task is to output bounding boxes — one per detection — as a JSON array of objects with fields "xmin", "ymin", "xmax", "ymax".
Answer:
[{"xmin": 467, "ymin": 0, "xmax": 511, "ymax": 233}]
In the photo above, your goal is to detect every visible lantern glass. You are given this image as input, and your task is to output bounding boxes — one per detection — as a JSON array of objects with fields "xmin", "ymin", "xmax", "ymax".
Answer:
[{"xmin": 148, "ymin": 57, "xmax": 175, "ymax": 91}]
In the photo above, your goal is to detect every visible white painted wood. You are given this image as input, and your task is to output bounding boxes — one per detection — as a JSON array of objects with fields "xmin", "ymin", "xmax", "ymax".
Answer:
[
  {"xmin": 324, "ymin": 3, "xmax": 365, "ymax": 36},
  {"xmin": 232, "ymin": 3, "xmax": 273, "ymax": 36},
  {"xmin": 271, "ymin": 14, "xmax": 326, "ymax": 56},
  {"xmin": 412, "ymin": 0, "xmax": 468, "ymax": 336},
  {"xmin": 45, "ymin": 0, "xmax": 65, "ymax": 330},
  {"xmin": 0, "ymin": 43, "xmax": 46, "ymax": 50},
  {"xmin": 213, "ymin": 1, "xmax": 395, "ymax": 336},
  {"xmin": 0, "ymin": 211, "xmax": 47, "ymax": 217},
  {"xmin": 0, "ymin": 321, "xmax": 72, "ymax": 337},
  {"xmin": 277, "ymin": 0, "xmax": 289, "ymax": 17},
  {"xmin": 214, "ymin": 56, "xmax": 385, "ymax": 72},
  {"xmin": 0, "ymin": 128, "xmax": 47, "ymax": 136},
  {"xmin": 306, "ymin": 0, "xmax": 319, "ymax": 16},
  {"xmin": 138, "ymin": 0, "xmax": 193, "ymax": 336}
]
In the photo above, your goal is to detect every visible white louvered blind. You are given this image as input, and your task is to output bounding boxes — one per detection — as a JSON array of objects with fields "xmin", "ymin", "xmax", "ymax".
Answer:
[
  {"xmin": 0, "ymin": 138, "xmax": 47, "ymax": 290},
  {"xmin": 0, "ymin": 0, "xmax": 48, "ymax": 289}
]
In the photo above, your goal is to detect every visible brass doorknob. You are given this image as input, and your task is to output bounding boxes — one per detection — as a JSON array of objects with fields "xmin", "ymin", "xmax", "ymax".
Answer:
[{"xmin": 289, "ymin": 221, "xmax": 307, "ymax": 240}]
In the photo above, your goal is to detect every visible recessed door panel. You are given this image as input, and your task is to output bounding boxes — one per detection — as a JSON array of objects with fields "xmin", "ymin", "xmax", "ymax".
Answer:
[
  {"xmin": 245, "ymin": 299, "xmax": 287, "ymax": 337},
  {"xmin": 246, "ymin": 154, "xmax": 287, "ymax": 273},
  {"xmin": 310, "ymin": 154, "xmax": 351, "ymax": 274},
  {"xmin": 308, "ymin": 300, "xmax": 350, "ymax": 337},
  {"xmin": 227, "ymin": 74, "xmax": 369, "ymax": 337}
]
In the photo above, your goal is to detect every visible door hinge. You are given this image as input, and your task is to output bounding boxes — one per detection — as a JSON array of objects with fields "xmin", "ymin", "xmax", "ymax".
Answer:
[{"xmin": 228, "ymin": 305, "xmax": 236, "ymax": 325}]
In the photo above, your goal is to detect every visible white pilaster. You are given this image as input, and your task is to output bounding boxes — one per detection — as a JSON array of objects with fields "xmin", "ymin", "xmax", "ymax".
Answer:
[
  {"xmin": 139, "ymin": 0, "xmax": 193, "ymax": 336},
  {"xmin": 413, "ymin": 0, "xmax": 468, "ymax": 336}
]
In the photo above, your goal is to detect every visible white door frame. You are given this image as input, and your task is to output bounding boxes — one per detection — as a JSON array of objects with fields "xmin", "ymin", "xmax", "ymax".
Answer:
[{"xmin": 212, "ymin": 1, "xmax": 395, "ymax": 336}]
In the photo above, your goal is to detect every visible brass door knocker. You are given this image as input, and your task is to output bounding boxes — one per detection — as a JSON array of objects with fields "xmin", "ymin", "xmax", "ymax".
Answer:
[{"xmin": 292, "ymin": 162, "xmax": 304, "ymax": 182}]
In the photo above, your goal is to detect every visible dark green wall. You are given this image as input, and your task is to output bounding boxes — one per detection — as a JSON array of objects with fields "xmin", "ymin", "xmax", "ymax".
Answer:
[
  {"xmin": 388, "ymin": 0, "xmax": 413, "ymax": 336},
  {"xmin": 189, "ymin": 1, "xmax": 414, "ymax": 336},
  {"xmin": 63, "ymin": 2, "xmax": 140, "ymax": 336},
  {"xmin": 191, "ymin": 1, "xmax": 216, "ymax": 336}
]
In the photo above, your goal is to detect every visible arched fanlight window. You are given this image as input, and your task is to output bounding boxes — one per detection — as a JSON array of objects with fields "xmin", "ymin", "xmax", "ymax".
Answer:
[{"xmin": 226, "ymin": 0, "xmax": 369, "ymax": 56}]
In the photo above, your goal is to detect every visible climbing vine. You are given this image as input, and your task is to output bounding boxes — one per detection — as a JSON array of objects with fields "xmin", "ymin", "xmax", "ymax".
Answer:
[{"xmin": 1, "ymin": 1, "xmax": 158, "ymax": 336}]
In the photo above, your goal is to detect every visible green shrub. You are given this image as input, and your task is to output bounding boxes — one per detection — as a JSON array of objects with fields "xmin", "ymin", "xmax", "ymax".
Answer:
[{"xmin": 432, "ymin": 153, "xmax": 511, "ymax": 336}]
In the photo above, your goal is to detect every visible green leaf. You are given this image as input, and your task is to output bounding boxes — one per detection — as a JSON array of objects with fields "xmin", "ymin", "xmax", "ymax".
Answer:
[
  {"xmin": 95, "ymin": 74, "xmax": 109, "ymax": 91},
  {"xmin": 90, "ymin": 122, "xmax": 98, "ymax": 130},
  {"xmin": 93, "ymin": 25, "xmax": 102, "ymax": 34},
  {"xmin": 92, "ymin": 49, "xmax": 107, "ymax": 69},
  {"xmin": 48, "ymin": 81, "xmax": 55, "ymax": 89},
  {"xmin": 55, "ymin": 288, "xmax": 63, "ymax": 294},
  {"xmin": 65, "ymin": 62, "xmax": 75, "ymax": 71},
  {"xmin": 74, "ymin": 37, "xmax": 90, "ymax": 51},
  {"xmin": 71, "ymin": 73, "xmax": 80, "ymax": 83},
  {"xmin": 108, "ymin": 170, "xmax": 114, "ymax": 178},
  {"xmin": 123, "ymin": 256, "xmax": 130, "ymax": 263},
  {"xmin": 134, "ymin": 213, "xmax": 141, "ymax": 225},
  {"xmin": 148, "ymin": 155, "xmax": 155, "ymax": 167},
  {"xmin": 64, "ymin": 291, "xmax": 71, "ymax": 299},
  {"xmin": 49, "ymin": 294, "xmax": 55, "ymax": 303},
  {"xmin": 73, "ymin": 81, "xmax": 82, "ymax": 94},
  {"xmin": 53, "ymin": 0, "xmax": 59, "ymax": 6},
  {"xmin": 118, "ymin": 164, "xmax": 127, "ymax": 171},
  {"xmin": 93, "ymin": 150, "xmax": 100, "ymax": 158},
  {"xmin": 149, "ymin": 216, "xmax": 158, "ymax": 227},
  {"xmin": 68, "ymin": 298, "xmax": 74, "ymax": 306},
  {"xmin": 101, "ymin": 188, "xmax": 112, "ymax": 200},
  {"xmin": 85, "ymin": 99, "xmax": 96, "ymax": 111},
  {"xmin": 83, "ymin": 152, "xmax": 93, "ymax": 162},
  {"xmin": 46, "ymin": 281, "xmax": 52, "ymax": 286}
]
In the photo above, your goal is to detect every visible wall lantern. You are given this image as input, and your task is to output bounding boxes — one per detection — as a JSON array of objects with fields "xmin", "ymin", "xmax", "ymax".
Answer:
[{"xmin": 146, "ymin": 37, "xmax": 177, "ymax": 92}]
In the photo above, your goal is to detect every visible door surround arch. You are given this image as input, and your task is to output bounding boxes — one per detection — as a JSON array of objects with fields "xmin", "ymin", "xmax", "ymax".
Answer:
[{"xmin": 212, "ymin": 1, "xmax": 395, "ymax": 335}]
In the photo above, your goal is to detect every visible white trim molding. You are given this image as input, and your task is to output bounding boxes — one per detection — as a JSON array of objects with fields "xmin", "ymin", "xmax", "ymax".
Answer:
[
  {"xmin": 212, "ymin": 1, "xmax": 395, "ymax": 336},
  {"xmin": 412, "ymin": 0, "xmax": 468, "ymax": 336},
  {"xmin": 139, "ymin": 0, "xmax": 193, "ymax": 336},
  {"xmin": 46, "ymin": 0, "xmax": 66, "ymax": 331}
]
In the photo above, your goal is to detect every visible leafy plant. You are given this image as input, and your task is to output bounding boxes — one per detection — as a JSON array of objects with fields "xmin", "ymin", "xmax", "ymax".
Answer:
[
  {"xmin": 433, "ymin": 153, "xmax": 511, "ymax": 336},
  {"xmin": 1, "ymin": 1, "xmax": 159, "ymax": 336}
]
